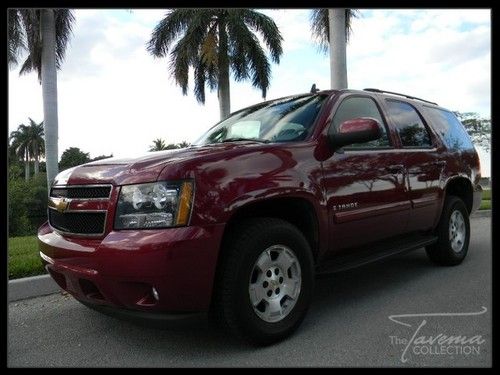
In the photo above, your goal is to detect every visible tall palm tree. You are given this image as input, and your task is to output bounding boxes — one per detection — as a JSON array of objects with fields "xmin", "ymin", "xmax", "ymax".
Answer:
[
  {"xmin": 147, "ymin": 9, "xmax": 283, "ymax": 120},
  {"xmin": 10, "ymin": 124, "xmax": 32, "ymax": 181},
  {"xmin": 310, "ymin": 9, "xmax": 358, "ymax": 89},
  {"xmin": 149, "ymin": 138, "xmax": 168, "ymax": 151},
  {"xmin": 8, "ymin": 9, "xmax": 75, "ymax": 188},
  {"xmin": 27, "ymin": 118, "xmax": 45, "ymax": 175}
]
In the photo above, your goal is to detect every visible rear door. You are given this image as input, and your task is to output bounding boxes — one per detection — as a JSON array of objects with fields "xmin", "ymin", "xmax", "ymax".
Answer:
[
  {"xmin": 381, "ymin": 99, "xmax": 443, "ymax": 233},
  {"xmin": 321, "ymin": 94, "xmax": 411, "ymax": 256}
]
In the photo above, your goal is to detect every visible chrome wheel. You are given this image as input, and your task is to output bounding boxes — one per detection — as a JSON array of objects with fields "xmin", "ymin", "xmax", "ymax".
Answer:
[
  {"xmin": 248, "ymin": 245, "xmax": 302, "ymax": 323},
  {"xmin": 449, "ymin": 210, "xmax": 466, "ymax": 253}
]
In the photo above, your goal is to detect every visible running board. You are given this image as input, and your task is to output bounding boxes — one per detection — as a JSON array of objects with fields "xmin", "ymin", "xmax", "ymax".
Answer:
[{"xmin": 316, "ymin": 235, "xmax": 438, "ymax": 275}]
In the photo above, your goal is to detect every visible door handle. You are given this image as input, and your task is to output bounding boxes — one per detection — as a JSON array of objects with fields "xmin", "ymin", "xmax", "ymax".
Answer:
[
  {"xmin": 433, "ymin": 160, "xmax": 446, "ymax": 167},
  {"xmin": 385, "ymin": 164, "xmax": 404, "ymax": 173}
]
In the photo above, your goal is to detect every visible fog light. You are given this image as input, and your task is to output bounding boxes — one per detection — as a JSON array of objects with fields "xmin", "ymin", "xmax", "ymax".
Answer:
[{"xmin": 152, "ymin": 287, "xmax": 159, "ymax": 301}]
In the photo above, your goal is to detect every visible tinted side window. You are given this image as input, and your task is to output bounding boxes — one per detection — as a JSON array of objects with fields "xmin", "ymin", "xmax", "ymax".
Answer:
[
  {"xmin": 331, "ymin": 96, "xmax": 390, "ymax": 148},
  {"xmin": 423, "ymin": 107, "xmax": 475, "ymax": 150},
  {"xmin": 385, "ymin": 100, "xmax": 432, "ymax": 148}
]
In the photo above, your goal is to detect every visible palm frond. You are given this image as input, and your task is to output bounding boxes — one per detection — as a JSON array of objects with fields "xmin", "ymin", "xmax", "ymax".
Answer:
[
  {"xmin": 193, "ymin": 61, "xmax": 206, "ymax": 103},
  {"xmin": 146, "ymin": 9, "xmax": 198, "ymax": 58},
  {"xmin": 310, "ymin": 8, "xmax": 359, "ymax": 54},
  {"xmin": 148, "ymin": 9, "xmax": 215, "ymax": 102},
  {"xmin": 206, "ymin": 59, "xmax": 219, "ymax": 91},
  {"xmin": 17, "ymin": 9, "xmax": 74, "ymax": 79},
  {"xmin": 169, "ymin": 41, "xmax": 191, "ymax": 96},
  {"xmin": 167, "ymin": 11, "xmax": 214, "ymax": 102},
  {"xmin": 54, "ymin": 9, "xmax": 75, "ymax": 69},
  {"xmin": 227, "ymin": 16, "xmax": 271, "ymax": 98},
  {"xmin": 9, "ymin": 124, "xmax": 32, "ymax": 160},
  {"xmin": 345, "ymin": 9, "xmax": 359, "ymax": 42},
  {"xmin": 18, "ymin": 9, "xmax": 42, "ymax": 79},
  {"xmin": 8, "ymin": 9, "xmax": 26, "ymax": 67},
  {"xmin": 239, "ymin": 9, "xmax": 283, "ymax": 63},
  {"xmin": 200, "ymin": 28, "xmax": 218, "ymax": 66},
  {"xmin": 149, "ymin": 8, "xmax": 283, "ymax": 107}
]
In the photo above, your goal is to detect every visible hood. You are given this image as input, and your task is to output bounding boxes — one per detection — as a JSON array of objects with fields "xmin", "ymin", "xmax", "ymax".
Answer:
[{"xmin": 55, "ymin": 143, "xmax": 266, "ymax": 186}]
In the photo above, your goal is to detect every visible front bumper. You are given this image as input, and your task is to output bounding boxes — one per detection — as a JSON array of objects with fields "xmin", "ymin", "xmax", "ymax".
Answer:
[{"xmin": 38, "ymin": 222, "xmax": 225, "ymax": 313}]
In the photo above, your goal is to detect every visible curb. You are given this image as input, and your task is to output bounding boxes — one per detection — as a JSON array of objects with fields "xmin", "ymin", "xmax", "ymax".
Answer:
[
  {"xmin": 8, "ymin": 274, "xmax": 61, "ymax": 302},
  {"xmin": 471, "ymin": 210, "xmax": 491, "ymax": 218}
]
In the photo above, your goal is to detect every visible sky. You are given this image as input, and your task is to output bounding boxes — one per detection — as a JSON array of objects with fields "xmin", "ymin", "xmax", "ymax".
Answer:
[{"xmin": 8, "ymin": 8, "xmax": 491, "ymax": 176}]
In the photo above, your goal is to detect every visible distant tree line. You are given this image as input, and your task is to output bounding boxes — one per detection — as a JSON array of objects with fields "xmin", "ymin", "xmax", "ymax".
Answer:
[
  {"xmin": 149, "ymin": 138, "xmax": 190, "ymax": 151},
  {"xmin": 58, "ymin": 147, "xmax": 113, "ymax": 171},
  {"xmin": 453, "ymin": 111, "xmax": 491, "ymax": 152}
]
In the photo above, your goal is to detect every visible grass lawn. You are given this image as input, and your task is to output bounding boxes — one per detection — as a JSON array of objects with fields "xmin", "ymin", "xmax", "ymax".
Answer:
[
  {"xmin": 480, "ymin": 200, "xmax": 491, "ymax": 210},
  {"xmin": 8, "ymin": 236, "xmax": 46, "ymax": 280},
  {"xmin": 479, "ymin": 189, "xmax": 491, "ymax": 211},
  {"xmin": 482, "ymin": 189, "xmax": 491, "ymax": 201}
]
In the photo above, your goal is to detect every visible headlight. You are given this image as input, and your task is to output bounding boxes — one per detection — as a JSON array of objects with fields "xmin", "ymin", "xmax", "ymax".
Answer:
[{"xmin": 114, "ymin": 180, "xmax": 194, "ymax": 229}]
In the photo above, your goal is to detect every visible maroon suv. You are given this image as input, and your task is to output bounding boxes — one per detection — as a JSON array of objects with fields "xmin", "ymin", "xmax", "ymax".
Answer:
[{"xmin": 38, "ymin": 88, "xmax": 482, "ymax": 344}]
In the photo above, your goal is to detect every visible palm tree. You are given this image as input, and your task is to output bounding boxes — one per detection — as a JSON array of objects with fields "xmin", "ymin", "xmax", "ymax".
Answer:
[
  {"xmin": 27, "ymin": 118, "xmax": 45, "ymax": 175},
  {"xmin": 147, "ymin": 9, "xmax": 283, "ymax": 120},
  {"xmin": 8, "ymin": 9, "xmax": 75, "ymax": 188},
  {"xmin": 310, "ymin": 9, "xmax": 358, "ymax": 89},
  {"xmin": 149, "ymin": 138, "xmax": 168, "ymax": 151},
  {"xmin": 10, "ymin": 124, "xmax": 32, "ymax": 181}
]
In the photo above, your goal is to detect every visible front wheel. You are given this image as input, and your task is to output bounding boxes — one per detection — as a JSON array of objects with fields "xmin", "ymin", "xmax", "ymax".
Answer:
[
  {"xmin": 210, "ymin": 218, "xmax": 314, "ymax": 345},
  {"xmin": 426, "ymin": 195, "xmax": 470, "ymax": 266}
]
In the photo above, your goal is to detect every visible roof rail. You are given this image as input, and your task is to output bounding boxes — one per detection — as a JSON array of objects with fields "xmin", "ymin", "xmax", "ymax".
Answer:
[{"xmin": 363, "ymin": 88, "xmax": 438, "ymax": 105}]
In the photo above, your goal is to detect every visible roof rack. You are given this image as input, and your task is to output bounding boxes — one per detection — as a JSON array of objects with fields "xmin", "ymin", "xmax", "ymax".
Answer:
[{"xmin": 363, "ymin": 88, "xmax": 438, "ymax": 105}]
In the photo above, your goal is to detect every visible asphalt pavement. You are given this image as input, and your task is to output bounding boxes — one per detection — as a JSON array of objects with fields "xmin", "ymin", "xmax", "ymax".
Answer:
[{"xmin": 8, "ymin": 216, "xmax": 491, "ymax": 367}]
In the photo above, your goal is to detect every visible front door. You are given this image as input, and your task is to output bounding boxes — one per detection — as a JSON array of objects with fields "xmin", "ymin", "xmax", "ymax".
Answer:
[{"xmin": 321, "ymin": 95, "xmax": 411, "ymax": 256}]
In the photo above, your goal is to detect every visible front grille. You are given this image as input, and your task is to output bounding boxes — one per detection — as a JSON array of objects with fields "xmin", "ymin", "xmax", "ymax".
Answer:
[
  {"xmin": 49, "ymin": 210, "xmax": 106, "ymax": 235},
  {"xmin": 51, "ymin": 186, "xmax": 111, "ymax": 199}
]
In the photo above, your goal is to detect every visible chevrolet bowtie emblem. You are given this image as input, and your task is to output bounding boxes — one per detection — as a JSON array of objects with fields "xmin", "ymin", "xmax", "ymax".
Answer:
[{"xmin": 49, "ymin": 197, "xmax": 71, "ymax": 213}]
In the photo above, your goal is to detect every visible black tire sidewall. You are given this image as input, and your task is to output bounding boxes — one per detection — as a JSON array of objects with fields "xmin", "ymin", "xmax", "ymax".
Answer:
[
  {"xmin": 230, "ymin": 221, "xmax": 314, "ymax": 343},
  {"xmin": 429, "ymin": 196, "xmax": 470, "ymax": 265}
]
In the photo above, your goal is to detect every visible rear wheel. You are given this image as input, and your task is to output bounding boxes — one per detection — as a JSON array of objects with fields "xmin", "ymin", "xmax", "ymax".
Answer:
[
  {"xmin": 426, "ymin": 195, "xmax": 470, "ymax": 266},
  {"xmin": 211, "ymin": 218, "xmax": 314, "ymax": 345}
]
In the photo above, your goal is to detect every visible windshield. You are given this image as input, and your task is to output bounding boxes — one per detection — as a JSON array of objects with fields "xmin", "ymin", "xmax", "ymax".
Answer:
[{"xmin": 193, "ymin": 94, "xmax": 328, "ymax": 145}]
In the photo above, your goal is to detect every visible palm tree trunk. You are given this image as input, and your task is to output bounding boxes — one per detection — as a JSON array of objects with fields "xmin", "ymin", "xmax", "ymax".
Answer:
[
  {"xmin": 218, "ymin": 17, "xmax": 231, "ymax": 120},
  {"xmin": 33, "ymin": 140, "xmax": 39, "ymax": 175},
  {"xmin": 25, "ymin": 148, "xmax": 30, "ymax": 181},
  {"xmin": 328, "ymin": 9, "xmax": 348, "ymax": 89},
  {"xmin": 34, "ymin": 151, "xmax": 40, "ymax": 176},
  {"xmin": 40, "ymin": 9, "xmax": 59, "ymax": 188}
]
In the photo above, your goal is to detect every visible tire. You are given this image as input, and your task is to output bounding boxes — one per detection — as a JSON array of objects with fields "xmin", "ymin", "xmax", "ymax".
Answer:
[
  {"xmin": 426, "ymin": 195, "xmax": 470, "ymax": 266},
  {"xmin": 210, "ymin": 217, "xmax": 315, "ymax": 345}
]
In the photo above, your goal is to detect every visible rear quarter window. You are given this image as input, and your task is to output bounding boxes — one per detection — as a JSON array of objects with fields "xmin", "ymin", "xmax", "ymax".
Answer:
[
  {"xmin": 385, "ymin": 100, "xmax": 432, "ymax": 148},
  {"xmin": 423, "ymin": 107, "xmax": 475, "ymax": 150}
]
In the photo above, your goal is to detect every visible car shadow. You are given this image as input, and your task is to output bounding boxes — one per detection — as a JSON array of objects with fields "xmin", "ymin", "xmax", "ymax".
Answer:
[{"xmin": 78, "ymin": 248, "xmax": 441, "ymax": 357}]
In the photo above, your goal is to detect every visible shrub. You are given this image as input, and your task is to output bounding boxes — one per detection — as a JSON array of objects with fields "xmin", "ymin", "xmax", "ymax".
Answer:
[
  {"xmin": 8, "ymin": 174, "xmax": 48, "ymax": 237},
  {"xmin": 8, "ymin": 179, "xmax": 32, "ymax": 236}
]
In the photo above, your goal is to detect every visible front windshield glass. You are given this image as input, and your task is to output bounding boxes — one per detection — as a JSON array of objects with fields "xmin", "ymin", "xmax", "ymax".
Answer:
[{"xmin": 193, "ymin": 94, "xmax": 328, "ymax": 145}]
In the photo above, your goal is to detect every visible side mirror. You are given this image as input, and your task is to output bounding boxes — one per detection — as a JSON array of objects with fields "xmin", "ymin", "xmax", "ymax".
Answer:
[{"xmin": 329, "ymin": 117, "xmax": 383, "ymax": 149}]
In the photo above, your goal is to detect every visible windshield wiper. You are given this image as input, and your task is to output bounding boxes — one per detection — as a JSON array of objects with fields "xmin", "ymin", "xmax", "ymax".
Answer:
[{"xmin": 221, "ymin": 137, "xmax": 270, "ymax": 144}]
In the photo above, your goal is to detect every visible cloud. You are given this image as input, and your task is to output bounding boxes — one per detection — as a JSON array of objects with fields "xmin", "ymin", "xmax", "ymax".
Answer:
[{"xmin": 345, "ymin": 9, "xmax": 490, "ymax": 115}]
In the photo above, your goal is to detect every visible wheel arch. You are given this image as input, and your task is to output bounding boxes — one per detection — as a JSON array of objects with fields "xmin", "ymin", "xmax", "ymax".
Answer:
[
  {"xmin": 222, "ymin": 196, "xmax": 322, "ymax": 262},
  {"xmin": 443, "ymin": 176, "xmax": 474, "ymax": 214}
]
